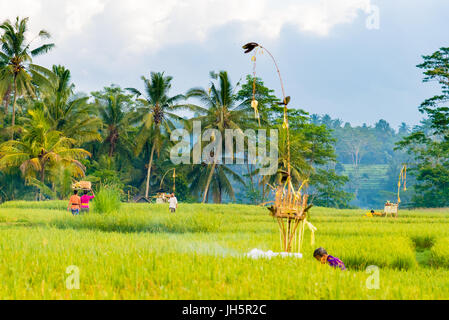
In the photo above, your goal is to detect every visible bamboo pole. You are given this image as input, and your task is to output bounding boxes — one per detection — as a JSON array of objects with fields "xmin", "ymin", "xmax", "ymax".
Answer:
[
  {"xmin": 299, "ymin": 219, "xmax": 306, "ymax": 254},
  {"xmin": 257, "ymin": 46, "xmax": 291, "ymax": 181},
  {"xmin": 277, "ymin": 218, "xmax": 285, "ymax": 251},
  {"xmin": 296, "ymin": 221, "xmax": 300, "ymax": 253},
  {"xmin": 287, "ymin": 218, "xmax": 303, "ymax": 252},
  {"xmin": 244, "ymin": 43, "xmax": 312, "ymax": 253}
]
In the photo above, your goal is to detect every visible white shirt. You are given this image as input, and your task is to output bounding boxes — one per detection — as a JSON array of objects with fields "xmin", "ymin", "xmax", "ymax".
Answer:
[{"xmin": 168, "ymin": 197, "xmax": 178, "ymax": 209}]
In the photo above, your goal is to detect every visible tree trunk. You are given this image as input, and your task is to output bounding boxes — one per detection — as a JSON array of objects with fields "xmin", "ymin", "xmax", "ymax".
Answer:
[
  {"xmin": 144, "ymin": 142, "xmax": 156, "ymax": 199},
  {"xmin": 3, "ymin": 85, "xmax": 11, "ymax": 115},
  {"xmin": 39, "ymin": 164, "xmax": 46, "ymax": 201},
  {"xmin": 261, "ymin": 183, "xmax": 265, "ymax": 203},
  {"xmin": 11, "ymin": 77, "xmax": 17, "ymax": 136},
  {"xmin": 202, "ymin": 161, "xmax": 217, "ymax": 203},
  {"xmin": 108, "ymin": 142, "xmax": 114, "ymax": 157},
  {"xmin": 246, "ymin": 159, "xmax": 254, "ymax": 189},
  {"xmin": 108, "ymin": 130, "xmax": 117, "ymax": 157},
  {"xmin": 246, "ymin": 161, "xmax": 257, "ymax": 204}
]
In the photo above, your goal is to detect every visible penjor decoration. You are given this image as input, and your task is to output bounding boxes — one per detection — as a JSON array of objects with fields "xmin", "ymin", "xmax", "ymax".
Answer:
[{"xmin": 243, "ymin": 42, "xmax": 316, "ymax": 254}]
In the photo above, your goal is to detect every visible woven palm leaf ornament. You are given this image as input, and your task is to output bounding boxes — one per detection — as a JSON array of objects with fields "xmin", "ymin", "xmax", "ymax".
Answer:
[
  {"xmin": 160, "ymin": 168, "xmax": 177, "ymax": 193},
  {"xmin": 251, "ymin": 49, "xmax": 261, "ymax": 126},
  {"xmin": 243, "ymin": 42, "xmax": 316, "ymax": 254}
]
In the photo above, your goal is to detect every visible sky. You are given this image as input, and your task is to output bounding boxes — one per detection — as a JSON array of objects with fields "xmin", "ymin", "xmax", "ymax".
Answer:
[{"xmin": 1, "ymin": 0, "xmax": 448, "ymax": 129}]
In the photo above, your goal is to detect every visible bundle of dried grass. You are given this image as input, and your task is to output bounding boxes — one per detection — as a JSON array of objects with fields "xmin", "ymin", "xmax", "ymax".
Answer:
[
  {"xmin": 265, "ymin": 180, "xmax": 315, "ymax": 253},
  {"xmin": 71, "ymin": 181, "xmax": 92, "ymax": 190}
]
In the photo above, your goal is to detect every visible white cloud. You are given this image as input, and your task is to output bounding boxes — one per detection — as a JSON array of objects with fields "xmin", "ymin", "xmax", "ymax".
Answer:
[
  {"xmin": 65, "ymin": 0, "xmax": 107, "ymax": 34},
  {"xmin": 0, "ymin": 0, "xmax": 107, "ymax": 46},
  {"xmin": 0, "ymin": 0, "xmax": 42, "ymax": 20},
  {"xmin": 110, "ymin": 0, "xmax": 374, "ymax": 53},
  {"xmin": 1, "ymin": 0, "xmax": 373, "ymax": 54}
]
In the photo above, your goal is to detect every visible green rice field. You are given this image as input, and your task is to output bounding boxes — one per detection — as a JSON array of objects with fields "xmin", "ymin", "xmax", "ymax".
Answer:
[{"xmin": 1, "ymin": 201, "xmax": 449, "ymax": 299}]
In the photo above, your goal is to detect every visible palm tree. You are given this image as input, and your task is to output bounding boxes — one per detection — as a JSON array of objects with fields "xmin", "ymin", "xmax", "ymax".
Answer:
[
  {"xmin": 187, "ymin": 160, "xmax": 245, "ymax": 203},
  {"xmin": 0, "ymin": 54, "xmax": 10, "ymax": 114},
  {"xmin": 94, "ymin": 87, "xmax": 134, "ymax": 158},
  {"xmin": 127, "ymin": 72, "xmax": 193, "ymax": 199},
  {"xmin": 187, "ymin": 71, "xmax": 254, "ymax": 203},
  {"xmin": 0, "ymin": 109, "xmax": 90, "ymax": 198},
  {"xmin": 0, "ymin": 17, "xmax": 55, "ymax": 128},
  {"xmin": 30, "ymin": 64, "xmax": 101, "ymax": 143}
]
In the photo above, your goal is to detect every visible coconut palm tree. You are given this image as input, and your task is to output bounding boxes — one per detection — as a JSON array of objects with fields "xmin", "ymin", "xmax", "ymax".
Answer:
[
  {"xmin": 94, "ymin": 87, "xmax": 134, "ymax": 158},
  {"xmin": 0, "ymin": 109, "xmax": 90, "ymax": 198},
  {"xmin": 0, "ymin": 54, "xmax": 10, "ymax": 114},
  {"xmin": 30, "ymin": 64, "xmax": 101, "ymax": 143},
  {"xmin": 127, "ymin": 72, "xmax": 195, "ymax": 199},
  {"xmin": 0, "ymin": 17, "xmax": 55, "ymax": 128},
  {"xmin": 186, "ymin": 71, "xmax": 254, "ymax": 203},
  {"xmin": 187, "ymin": 160, "xmax": 245, "ymax": 203}
]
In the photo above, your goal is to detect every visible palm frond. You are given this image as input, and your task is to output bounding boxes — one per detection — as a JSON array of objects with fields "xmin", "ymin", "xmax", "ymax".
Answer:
[
  {"xmin": 126, "ymin": 87, "xmax": 142, "ymax": 97},
  {"xmin": 31, "ymin": 43, "xmax": 55, "ymax": 57}
]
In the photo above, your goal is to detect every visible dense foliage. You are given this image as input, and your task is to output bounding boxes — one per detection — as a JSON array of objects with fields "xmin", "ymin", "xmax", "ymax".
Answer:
[
  {"xmin": 397, "ymin": 47, "xmax": 449, "ymax": 208},
  {"xmin": 0, "ymin": 17, "xmax": 354, "ymax": 208},
  {"xmin": 310, "ymin": 115, "xmax": 412, "ymax": 209},
  {"xmin": 0, "ymin": 17, "xmax": 446, "ymax": 209}
]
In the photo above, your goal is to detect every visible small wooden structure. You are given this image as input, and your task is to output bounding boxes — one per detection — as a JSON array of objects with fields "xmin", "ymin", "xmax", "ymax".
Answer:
[
  {"xmin": 383, "ymin": 165, "xmax": 406, "ymax": 218},
  {"xmin": 384, "ymin": 202, "xmax": 398, "ymax": 218},
  {"xmin": 154, "ymin": 193, "xmax": 171, "ymax": 204},
  {"xmin": 264, "ymin": 180, "xmax": 315, "ymax": 254}
]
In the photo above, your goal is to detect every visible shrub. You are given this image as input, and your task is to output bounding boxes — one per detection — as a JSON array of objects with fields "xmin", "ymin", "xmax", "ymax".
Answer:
[
  {"xmin": 93, "ymin": 186, "xmax": 121, "ymax": 214},
  {"xmin": 430, "ymin": 238, "xmax": 449, "ymax": 268}
]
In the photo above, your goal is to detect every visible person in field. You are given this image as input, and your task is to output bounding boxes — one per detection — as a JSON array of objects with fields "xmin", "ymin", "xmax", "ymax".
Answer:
[
  {"xmin": 67, "ymin": 190, "xmax": 81, "ymax": 216},
  {"xmin": 168, "ymin": 193, "xmax": 178, "ymax": 213},
  {"xmin": 365, "ymin": 209, "xmax": 384, "ymax": 218},
  {"xmin": 80, "ymin": 189, "xmax": 95, "ymax": 213},
  {"xmin": 313, "ymin": 247, "xmax": 346, "ymax": 270}
]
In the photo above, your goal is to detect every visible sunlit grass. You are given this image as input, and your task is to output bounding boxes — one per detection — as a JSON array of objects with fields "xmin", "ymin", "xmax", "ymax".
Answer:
[{"xmin": 0, "ymin": 201, "xmax": 449, "ymax": 299}]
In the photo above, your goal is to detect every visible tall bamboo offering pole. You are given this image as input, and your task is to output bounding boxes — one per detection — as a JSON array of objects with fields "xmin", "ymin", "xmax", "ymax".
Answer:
[
  {"xmin": 160, "ymin": 168, "xmax": 177, "ymax": 193},
  {"xmin": 243, "ymin": 43, "xmax": 316, "ymax": 254},
  {"xmin": 397, "ymin": 165, "xmax": 406, "ymax": 204}
]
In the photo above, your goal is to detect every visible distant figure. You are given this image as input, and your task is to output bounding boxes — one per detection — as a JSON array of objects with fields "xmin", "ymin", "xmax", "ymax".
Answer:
[
  {"xmin": 313, "ymin": 247, "xmax": 346, "ymax": 271},
  {"xmin": 68, "ymin": 190, "xmax": 81, "ymax": 216},
  {"xmin": 168, "ymin": 193, "xmax": 178, "ymax": 213},
  {"xmin": 80, "ymin": 189, "xmax": 95, "ymax": 213}
]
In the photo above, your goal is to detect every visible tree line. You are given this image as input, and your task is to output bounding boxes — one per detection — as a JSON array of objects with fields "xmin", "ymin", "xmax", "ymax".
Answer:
[
  {"xmin": 0, "ymin": 17, "xmax": 447, "ymax": 209},
  {"xmin": 0, "ymin": 17, "xmax": 353, "ymax": 207},
  {"xmin": 309, "ymin": 44, "xmax": 449, "ymax": 209}
]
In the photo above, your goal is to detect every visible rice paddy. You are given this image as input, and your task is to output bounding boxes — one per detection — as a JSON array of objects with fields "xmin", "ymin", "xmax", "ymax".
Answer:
[{"xmin": 1, "ymin": 201, "xmax": 449, "ymax": 299}]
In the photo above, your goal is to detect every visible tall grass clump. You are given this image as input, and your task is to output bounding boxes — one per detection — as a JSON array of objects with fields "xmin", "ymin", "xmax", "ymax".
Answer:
[
  {"xmin": 430, "ymin": 238, "xmax": 449, "ymax": 268},
  {"xmin": 410, "ymin": 234, "xmax": 435, "ymax": 250},
  {"xmin": 93, "ymin": 186, "xmax": 121, "ymax": 214},
  {"xmin": 319, "ymin": 236, "xmax": 417, "ymax": 270}
]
